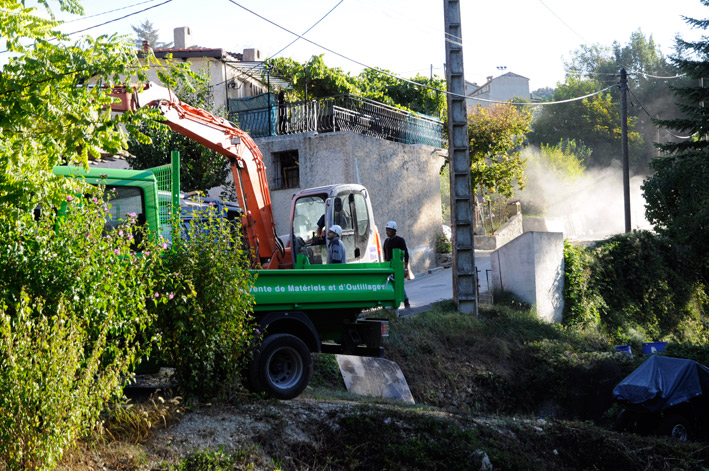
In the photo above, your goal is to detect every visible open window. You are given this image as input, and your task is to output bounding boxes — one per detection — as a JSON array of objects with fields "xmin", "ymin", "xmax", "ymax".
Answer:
[{"xmin": 271, "ymin": 150, "xmax": 299, "ymax": 190}]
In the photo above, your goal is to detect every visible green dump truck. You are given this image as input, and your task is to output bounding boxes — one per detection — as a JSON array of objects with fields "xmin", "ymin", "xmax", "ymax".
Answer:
[{"xmin": 54, "ymin": 161, "xmax": 405, "ymax": 399}]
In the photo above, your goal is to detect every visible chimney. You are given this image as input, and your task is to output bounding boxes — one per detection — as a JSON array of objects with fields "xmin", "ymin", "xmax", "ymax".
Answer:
[
  {"xmin": 242, "ymin": 48, "xmax": 261, "ymax": 62},
  {"xmin": 174, "ymin": 26, "xmax": 192, "ymax": 49}
]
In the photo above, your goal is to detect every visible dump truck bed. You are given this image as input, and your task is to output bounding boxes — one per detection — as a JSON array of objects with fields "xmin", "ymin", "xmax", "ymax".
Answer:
[{"xmin": 251, "ymin": 252, "xmax": 406, "ymax": 312}]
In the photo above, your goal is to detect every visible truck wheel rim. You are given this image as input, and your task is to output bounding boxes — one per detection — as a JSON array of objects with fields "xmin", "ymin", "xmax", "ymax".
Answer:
[{"xmin": 267, "ymin": 346, "xmax": 304, "ymax": 389}]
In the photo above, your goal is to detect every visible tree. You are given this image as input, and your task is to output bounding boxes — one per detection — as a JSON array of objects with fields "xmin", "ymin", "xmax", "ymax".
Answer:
[
  {"xmin": 127, "ymin": 69, "xmax": 232, "ymax": 195},
  {"xmin": 529, "ymin": 76, "xmax": 644, "ymax": 168},
  {"xmin": 643, "ymin": 0, "xmax": 709, "ymax": 278},
  {"xmin": 551, "ymin": 31, "xmax": 679, "ymax": 171},
  {"xmin": 467, "ymin": 104, "xmax": 533, "ymax": 198},
  {"xmin": 132, "ymin": 19, "xmax": 172, "ymax": 50},
  {"xmin": 0, "ymin": 2, "xmax": 168, "ymax": 468}
]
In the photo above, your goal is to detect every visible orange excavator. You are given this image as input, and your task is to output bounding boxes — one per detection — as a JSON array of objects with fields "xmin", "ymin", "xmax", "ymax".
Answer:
[{"xmin": 109, "ymin": 82, "xmax": 382, "ymax": 269}]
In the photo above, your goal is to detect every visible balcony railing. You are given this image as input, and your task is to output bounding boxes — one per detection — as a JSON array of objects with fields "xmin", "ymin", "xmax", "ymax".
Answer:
[{"xmin": 228, "ymin": 94, "xmax": 445, "ymax": 148}]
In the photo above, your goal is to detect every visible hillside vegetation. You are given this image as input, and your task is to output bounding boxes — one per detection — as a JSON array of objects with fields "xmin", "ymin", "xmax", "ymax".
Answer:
[{"xmin": 58, "ymin": 302, "xmax": 709, "ymax": 471}]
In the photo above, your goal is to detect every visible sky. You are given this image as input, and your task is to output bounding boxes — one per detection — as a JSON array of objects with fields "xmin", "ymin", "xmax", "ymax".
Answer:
[{"xmin": 13, "ymin": 0, "xmax": 709, "ymax": 91}]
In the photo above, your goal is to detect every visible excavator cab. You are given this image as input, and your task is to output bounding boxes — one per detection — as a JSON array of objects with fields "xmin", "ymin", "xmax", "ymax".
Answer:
[{"xmin": 290, "ymin": 184, "xmax": 381, "ymax": 266}]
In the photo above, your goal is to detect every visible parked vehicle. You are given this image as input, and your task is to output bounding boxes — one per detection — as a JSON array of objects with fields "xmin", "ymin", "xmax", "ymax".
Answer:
[{"xmin": 612, "ymin": 355, "xmax": 709, "ymax": 441}]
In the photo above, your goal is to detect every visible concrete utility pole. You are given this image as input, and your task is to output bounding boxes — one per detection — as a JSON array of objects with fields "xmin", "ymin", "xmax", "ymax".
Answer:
[
  {"xmin": 443, "ymin": 0, "xmax": 477, "ymax": 315},
  {"xmin": 620, "ymin": 68, "xmax": 631, "ymax": 233}
]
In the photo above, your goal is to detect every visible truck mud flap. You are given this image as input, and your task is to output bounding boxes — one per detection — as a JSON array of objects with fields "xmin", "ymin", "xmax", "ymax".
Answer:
[{"xmin": 321, "ymin": 318, "xmax": 389, "ymax": 356}]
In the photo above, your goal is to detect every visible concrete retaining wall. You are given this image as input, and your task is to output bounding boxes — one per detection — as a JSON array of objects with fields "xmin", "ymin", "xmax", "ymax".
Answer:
[
  {"xmin": 474, "ymin": 212, "xmax": 523, "ymax": 250},
  {"xmin": 250, "ymin": 132, "xmax": 446, "ymax": 275},
  {"xmin": 490, "ymin": 231, "xmax": 565, "ymax": 323}
]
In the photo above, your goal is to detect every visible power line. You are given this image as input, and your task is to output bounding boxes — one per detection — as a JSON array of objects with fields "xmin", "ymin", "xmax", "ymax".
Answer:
[
  {"xmin": 0, "ymin": 0, "xmax": 173, "ymax": 54},
  {"xmin": 224, "ymin": 0, "xmax": 620, "ymax": 106},
  {"xmin": 64, "ymin": 0, "xmax": 173, "ymax": 36},
  {"xmin": 628, "ymin": 88, "xmax": 691, "ymax": 140},
  {"xmin": 537, "ymin": 0, "xmax": 587, "ymax": 44},
  {"xmin": 60, "ymin": 0, "xmax": 164, "ymax": 24},
  {"xmin": 209, "ymin": 0, "xmax": 346, "ymax": 90}
]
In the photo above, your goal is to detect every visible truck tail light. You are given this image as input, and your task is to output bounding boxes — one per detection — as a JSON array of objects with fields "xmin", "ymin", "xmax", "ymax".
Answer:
[{"xmin": 381, "ymin": 321, "xmax": 390, "ymax": 337}]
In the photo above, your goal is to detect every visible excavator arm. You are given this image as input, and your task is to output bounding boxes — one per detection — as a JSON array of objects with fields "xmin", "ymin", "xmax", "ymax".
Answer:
[{"xmin": 110, "ymin": 82, "xmax": 286, "ymax": 268}]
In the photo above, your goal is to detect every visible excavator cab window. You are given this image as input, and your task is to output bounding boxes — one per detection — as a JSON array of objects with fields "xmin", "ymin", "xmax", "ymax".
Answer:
[
  {"xmin": 337, "ymin": 191, "xmax": 370, "ymax": 262},
  {"xmin": 292, "ymin": 195, "xmax": 327, "ymax": 264}
]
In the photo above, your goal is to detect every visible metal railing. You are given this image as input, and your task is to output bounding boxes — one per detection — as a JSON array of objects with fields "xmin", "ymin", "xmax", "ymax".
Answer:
[{"xmin": 229, "ymin": 94, "xmax": 444, "ymax": 147}]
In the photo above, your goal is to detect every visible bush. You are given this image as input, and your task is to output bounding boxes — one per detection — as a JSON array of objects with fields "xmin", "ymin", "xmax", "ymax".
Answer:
[
  {"xmin": 150, "ymin": 204, "xmax": 256, "ymax": 399},
  {"xmin": 435, "ymin": 231, "xmax": 451, "ymax": 254},
  {"xmin": 0, "ymin": 196, "xmax": 162, "ymax": 470},
  {"xmin": 562, "ymin": 232, "xmax": 708, "ymax": 344}
]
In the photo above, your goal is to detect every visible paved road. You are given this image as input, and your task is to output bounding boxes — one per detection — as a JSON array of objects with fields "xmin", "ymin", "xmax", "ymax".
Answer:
[{"xmin": 400, "ymin": 250, "xmax": 492, "ymax": 315}]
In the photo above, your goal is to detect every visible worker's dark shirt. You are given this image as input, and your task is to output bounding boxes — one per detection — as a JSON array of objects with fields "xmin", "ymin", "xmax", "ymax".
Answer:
[{"xmin": 383, "ymin": 235, "xmax": 409, "ymax": 264}]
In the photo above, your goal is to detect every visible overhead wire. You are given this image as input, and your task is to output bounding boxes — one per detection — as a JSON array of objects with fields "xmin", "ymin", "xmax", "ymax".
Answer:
[
  {"xmin": 224, "ymin": 0, "xmax": 618, "ymax": 106},
  {"xmin": 210, "ymin": 0, "xmax": 346, "ymax": 89},
  {"xmin": 536, "ymin": 0, "xmax": 587, "ymax": 44},
  {"xmin": 0, "ymin": 0, "xmax": 173, "ymax": 54},
  {"xmin": 628, "ymin": 87, "xmax": 691, "ymax": 140},
  {"xmin": 60, "ymin": 0, "xmax": 165, "ymax": 24}
]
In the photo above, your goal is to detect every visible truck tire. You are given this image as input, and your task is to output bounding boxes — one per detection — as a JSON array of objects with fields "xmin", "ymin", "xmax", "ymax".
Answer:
[
  {"xmin": 659, "ymin": 413, "xmax": 690, "ymax": 441},
  {"xmin": 248, "ymin": 333, "xmax": 313, "ymax": 400}
]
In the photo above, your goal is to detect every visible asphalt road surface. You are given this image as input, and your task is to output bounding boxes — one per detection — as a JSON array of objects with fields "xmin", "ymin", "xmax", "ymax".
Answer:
[{"xmin": 401, "ymin": 250, "xmax": 492, "ymax": 315}]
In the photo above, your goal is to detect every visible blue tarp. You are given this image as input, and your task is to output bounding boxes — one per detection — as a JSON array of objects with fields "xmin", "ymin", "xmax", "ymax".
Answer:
[{"xmin": 613, "ymin": 356, "xmax": 709, "ymax": 412}]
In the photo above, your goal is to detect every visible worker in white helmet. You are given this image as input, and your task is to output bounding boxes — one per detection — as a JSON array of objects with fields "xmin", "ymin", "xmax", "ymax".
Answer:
[
  {"xmin": 383, "ymin": 220, "xmax": 411, "ymax": 308},
  {"xmin": 326, "ymin": 224, "xmax": 346, "ymax": 264}
]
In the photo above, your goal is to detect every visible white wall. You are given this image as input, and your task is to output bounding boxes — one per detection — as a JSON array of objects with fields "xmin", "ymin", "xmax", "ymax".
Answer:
[{"xmin": 490, "ymin": 231, "xmax": 565, "ymax": 323}]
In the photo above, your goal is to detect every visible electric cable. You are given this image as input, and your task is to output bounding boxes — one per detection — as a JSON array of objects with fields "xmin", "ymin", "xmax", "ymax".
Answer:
[
  {"xmin": 0, "ymin": 0, "xmax": 173, "ymax": 54},
  {"xmin": 60, "ymin": 0, "xmax": 164, "ymax": 24},
  {"xmin": 225, "ymin": 0, "xmax": 614, "ymax": 106},
  {"xmin": 628, "ymin": 88, "xmax": 691, "ymax": 139},
  {"xmin": 537, "ymin": 0, "xmax": 587, "ymax": 44},
  {"xmin": 209, "ymin": 0, "xmax": 346, "ymax": 90}
]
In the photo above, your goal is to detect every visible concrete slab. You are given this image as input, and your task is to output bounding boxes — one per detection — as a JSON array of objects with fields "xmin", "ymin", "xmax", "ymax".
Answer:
[{"xmin": 336, "ymin": 355, "xmax": 415, "ymax": 403}]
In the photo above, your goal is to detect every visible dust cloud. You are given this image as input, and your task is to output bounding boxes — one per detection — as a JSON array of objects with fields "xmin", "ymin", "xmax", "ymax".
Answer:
[{"xmin": 518, "ymin": 148, "xmax": 652, "ymax": 241}]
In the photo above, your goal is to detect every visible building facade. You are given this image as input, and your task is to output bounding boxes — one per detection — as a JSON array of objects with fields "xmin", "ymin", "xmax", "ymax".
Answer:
[{"xmin": 465, "ymin": 72, "xmax": 530, "ymax": 110}]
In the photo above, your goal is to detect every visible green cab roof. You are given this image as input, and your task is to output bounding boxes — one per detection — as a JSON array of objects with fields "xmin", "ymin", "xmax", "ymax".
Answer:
[{"xmin": 52, "ymin": 166, "xmax": 157, "ymax": 184}]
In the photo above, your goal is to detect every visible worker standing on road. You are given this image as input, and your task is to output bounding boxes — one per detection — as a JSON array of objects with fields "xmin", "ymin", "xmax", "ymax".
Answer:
[
  {"xmin": 383, "ymin": 221, "xmax": 411, "ymax": 308},
  {"xmin": 326, "ymin": 224, "xmax": 346, "ymax": 264}
]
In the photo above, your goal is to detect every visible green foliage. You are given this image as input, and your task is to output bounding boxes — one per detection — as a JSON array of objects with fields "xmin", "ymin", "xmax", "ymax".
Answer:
[
  {"xmin": 127, "ymin": 69, "xmax": 231, "ymax": 195},
  {"xmin": 0, "ymin": 1, "xmax": 167, "ymax": 218},
  {"xmin": 0, "ymin": 197, "xmax": 164, "ymax": 471},
  {"xmin": 644, "ymin": 10, "xmax": 709, "ymax": 281},
  {"xmin": 434, "ymin": 231, "xmax": 451, "ymax": 254},
  {"xmin": 267, "ymin": 56, "xmax": 447, "ymax": 117},
  {"xmin": 529, "ymin": 76, "xmax": 644, "ymax": 169},
  {"xmin": 267, "ymin": 55, "xmax": 357, "ymax": 101},
  {"xmin": 466, "ymin": 104, "xmax": 533, "ymax": 197},
  {"xmin": 562, "ymin": 232, "xmax": 708, "ymax": 344},
  {"xmin": 151, "ymin": 205, "xmax": 256, "ymax": 399},
  {"xmin": 562, "ymin": 241, "xmax": 604, "ymax": 327},
  {"xmin": 538, "ymin": 140, "xmax": 588, "ymax": 180},
  {"xmin": 555, "ymin": 30, "xmax": 678, "ymax": 170},
  {"xmin": 164, "ymin": 447, "xmax": 277, "ymax": 471}
]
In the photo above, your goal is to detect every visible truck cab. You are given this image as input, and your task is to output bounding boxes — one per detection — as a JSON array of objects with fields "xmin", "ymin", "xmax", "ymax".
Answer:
[{"xmin": 290, "ymin": 184, "xmax": 381, "ymax": 266}]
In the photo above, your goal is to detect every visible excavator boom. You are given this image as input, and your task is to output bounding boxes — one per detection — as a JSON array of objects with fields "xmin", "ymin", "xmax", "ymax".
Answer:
[{"xmin": 109, "ymin": 82, "xmax": 285, "ymax": 267}]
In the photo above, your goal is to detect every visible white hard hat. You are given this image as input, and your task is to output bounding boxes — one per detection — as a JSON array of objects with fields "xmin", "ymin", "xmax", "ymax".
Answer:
[
  {"xmin": 385, "ymin": 221, "xmax": 398, "ymax": 231},
  {"xmin": 329, "ymin": 224, "xmax": 342, "ymax": 237}
]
